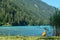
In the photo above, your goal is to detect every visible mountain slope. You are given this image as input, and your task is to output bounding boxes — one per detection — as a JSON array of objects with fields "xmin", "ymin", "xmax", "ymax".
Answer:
[
  {"xmin": 12, "ymin": 0, "xmax": 55, "ymax": 17},
  {"xmin": 11, "ymin": 0, "xmax": 56, "ymax": 24},
  {"xmin": 0, "ymin": 0, "xmax": 56, "ymax": 26}
]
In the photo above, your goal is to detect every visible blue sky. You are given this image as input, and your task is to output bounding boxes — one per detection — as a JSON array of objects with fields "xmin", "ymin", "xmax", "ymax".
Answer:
[{"xmin": 41, "ymin": 0, "xmax": 60, "ymax": 9}]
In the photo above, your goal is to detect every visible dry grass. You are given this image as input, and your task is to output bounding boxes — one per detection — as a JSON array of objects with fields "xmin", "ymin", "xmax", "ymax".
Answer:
[{"xmin": 0, "ymin": 36, "xmax": 60, "ymax": 40}]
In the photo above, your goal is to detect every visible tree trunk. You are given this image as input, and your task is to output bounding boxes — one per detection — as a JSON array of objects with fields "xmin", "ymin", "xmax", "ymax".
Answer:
[{"xmin": 55, "ymin": 26, "xmax": 60, "ymax": 36}]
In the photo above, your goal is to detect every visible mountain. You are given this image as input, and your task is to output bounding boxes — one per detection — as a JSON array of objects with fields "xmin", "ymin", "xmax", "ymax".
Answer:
[
  {"xmin": 0, "ymin": 0, "xmax": 56, "ymax": 26},
  {"xmin": 12, "ymin": 0, "xmax": 55, "ymax": 18}
]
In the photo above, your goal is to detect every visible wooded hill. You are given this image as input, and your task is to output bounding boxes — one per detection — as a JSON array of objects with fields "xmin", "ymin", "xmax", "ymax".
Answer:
[{"xmin": 0, "ymin": 0, "xmax": 57, "ymax": 26}]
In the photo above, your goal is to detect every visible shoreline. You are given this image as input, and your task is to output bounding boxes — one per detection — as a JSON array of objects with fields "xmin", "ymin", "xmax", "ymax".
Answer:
[{"xmin": 0, "ymin": 36, "xmax": 60, "ymax": 40}]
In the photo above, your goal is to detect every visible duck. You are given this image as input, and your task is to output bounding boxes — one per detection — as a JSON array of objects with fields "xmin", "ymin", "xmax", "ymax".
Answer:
[{"xmin": 42, "ymin": 28, "xmax": 47, "ymax": 36}]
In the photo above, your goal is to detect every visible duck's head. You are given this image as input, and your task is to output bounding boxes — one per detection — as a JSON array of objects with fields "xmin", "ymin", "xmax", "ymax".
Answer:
[{"xmin": 44, "ymin": 28, "xmax": 48, "ymax": 31}]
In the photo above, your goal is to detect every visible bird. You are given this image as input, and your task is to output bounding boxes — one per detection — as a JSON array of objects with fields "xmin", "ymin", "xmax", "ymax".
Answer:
[{"xmin": 41, "ymin": 28, "xmax": 47, "ymax": 36}]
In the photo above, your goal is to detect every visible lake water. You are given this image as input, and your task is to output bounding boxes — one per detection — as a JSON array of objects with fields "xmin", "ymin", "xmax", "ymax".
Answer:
[{"xmin": 0, "ymin": 25, "xmax": 53, "ymax": 36}]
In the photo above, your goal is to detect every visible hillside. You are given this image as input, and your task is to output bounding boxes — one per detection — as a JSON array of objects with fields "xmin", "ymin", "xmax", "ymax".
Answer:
[
  {"xmin": 0, "ymin": 0, "xmax": 56, "ymax": 26},
  {"xmin": 11, "ymin": 0, "xmax": 56, "ymax": 20}
]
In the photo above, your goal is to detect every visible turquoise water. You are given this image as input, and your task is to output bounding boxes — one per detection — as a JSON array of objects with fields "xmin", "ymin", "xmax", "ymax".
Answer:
[{"xmin": 0, "ymin": 25, "xmax": 53, "ymax": 36}]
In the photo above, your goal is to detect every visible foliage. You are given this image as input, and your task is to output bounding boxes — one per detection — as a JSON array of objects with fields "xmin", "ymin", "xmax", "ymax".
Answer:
[
  {"xmin": 50, "ymin": 10, "xmax": 60, "ymax": 26},
  {"xmin": 50, "ymin": 9, "xmax": 60, "ymax": 36},
  {"xmin": 0, "ymin": 0, "xmax": 56, "ymax": 26}
]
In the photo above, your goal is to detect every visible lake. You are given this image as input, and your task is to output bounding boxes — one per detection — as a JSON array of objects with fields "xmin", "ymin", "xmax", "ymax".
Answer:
[{"xmin": 0, "ymin": 25, "xmax": 53, "ymax": 36}]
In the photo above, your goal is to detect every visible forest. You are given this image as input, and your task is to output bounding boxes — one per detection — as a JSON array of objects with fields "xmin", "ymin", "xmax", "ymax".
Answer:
[
  {"xmin": 0, "ymin": 0, "xmax": 60, "ymax": 26},
  {"xmin": 0, "ymin": 0, "xmax": 50, "ymax": 26}
]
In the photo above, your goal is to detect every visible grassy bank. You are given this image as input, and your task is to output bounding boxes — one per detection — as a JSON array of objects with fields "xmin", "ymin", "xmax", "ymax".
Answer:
[{"xmin": 0, "ymin": 36, "xmax": 60, "ymax": 40}]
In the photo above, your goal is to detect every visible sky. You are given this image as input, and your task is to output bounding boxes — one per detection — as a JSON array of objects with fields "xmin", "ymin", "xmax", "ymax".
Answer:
[{"xmin": 41, "ymin": 0, "xmax": 60, "ymax": 9}]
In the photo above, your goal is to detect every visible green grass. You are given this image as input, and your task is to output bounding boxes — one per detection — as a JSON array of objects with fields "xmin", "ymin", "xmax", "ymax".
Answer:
[{"xmin": 0, "ymin": 36, "xmax": 60, "ymax": 40}]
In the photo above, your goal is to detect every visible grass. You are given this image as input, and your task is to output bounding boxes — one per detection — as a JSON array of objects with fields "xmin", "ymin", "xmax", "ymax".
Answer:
[{"xmin": 0, "ymin": 36, "xmax": 60, "ymax": 40}]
